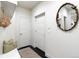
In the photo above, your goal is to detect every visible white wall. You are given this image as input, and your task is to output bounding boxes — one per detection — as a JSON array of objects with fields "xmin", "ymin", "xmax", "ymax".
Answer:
[{"xmin": 32, "ymin": 1, "xmax": 79, "ymax": 58}]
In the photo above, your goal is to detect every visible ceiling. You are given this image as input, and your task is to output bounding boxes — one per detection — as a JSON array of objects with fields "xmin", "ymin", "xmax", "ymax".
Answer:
[{"xmin": 18, "ymin": 1, "xmax": 41, "ymax": 10}]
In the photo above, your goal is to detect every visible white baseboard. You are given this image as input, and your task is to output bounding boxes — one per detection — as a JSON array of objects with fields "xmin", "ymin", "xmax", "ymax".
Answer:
[{"xmin": 45, "ymin": 52, "xmax": 55, "ymax": 58}]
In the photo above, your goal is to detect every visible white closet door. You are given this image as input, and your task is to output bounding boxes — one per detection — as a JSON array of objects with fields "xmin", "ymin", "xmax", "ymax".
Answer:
[
  {"xmin": 19, "ymin": 16, "xmax": 27, "ymax": 47},
  {"xmin": 34, "ymin": 13, "xmax": 45, "ymax": 51},
  {"xmin": 15, "ymin": 7, "xmax": 31, "ymax": 48},
  {"xmin": 17, "ymin": 16, "xmax": 27, "ymax": 48},
  {"xmin": 16, "ymin": 15, "xmax": 30, "ymax": 48},
  {"xmin": 19, "ymin": 16, "xmax": 30, "ymax": 48}
]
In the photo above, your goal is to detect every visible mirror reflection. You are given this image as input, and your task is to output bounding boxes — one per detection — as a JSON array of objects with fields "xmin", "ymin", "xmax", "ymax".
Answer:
[
  {"xmin": 0, "ymin": 1, "xmax": 16, "ymax": 28},
  {"xmin": 0, "ymin": 1, "xmax": 16, "ymax": 54},
  {"xmin": 56, "ymin": 3, "xmax": 78, "ymax": 31}
]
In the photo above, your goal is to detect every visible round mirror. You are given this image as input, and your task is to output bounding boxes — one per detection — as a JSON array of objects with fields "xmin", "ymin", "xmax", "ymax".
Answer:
[{"xmin": 56, "ymin": 3, "xmax": 78, "ymax": 31}]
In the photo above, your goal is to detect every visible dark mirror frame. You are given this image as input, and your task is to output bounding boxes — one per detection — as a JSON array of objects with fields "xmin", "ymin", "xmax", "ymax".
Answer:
[{"xmin": 56, "ymin": 3, "xmax": 78, "ymax": 31}]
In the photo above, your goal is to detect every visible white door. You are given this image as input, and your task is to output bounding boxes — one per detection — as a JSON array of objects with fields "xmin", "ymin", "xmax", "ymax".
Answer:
[
  {"xmin": 34, "ymin": 13, "xmax": 45, "ymax": 51},
  {"xmin": 19, "ymin": 16, "xmax": 27, "ymax": 47},
  {"xmin": 17, "ymin": 15, "xmax": 30, "ymax": 48},
  {"xmin": 15, "ymin": 8, "xmax": 31, "ymax": 48},
  {"xmin": 19, "ymin": 16, "xmax": 30, "ymax": 47}
]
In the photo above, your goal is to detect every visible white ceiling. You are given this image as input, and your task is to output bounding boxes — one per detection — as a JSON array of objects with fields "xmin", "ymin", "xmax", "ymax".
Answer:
[{"xmin": 18, "ymin": 1, "xmax": 41, "ymax": 10}]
